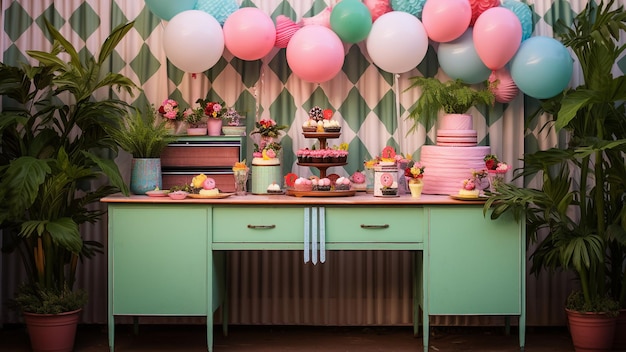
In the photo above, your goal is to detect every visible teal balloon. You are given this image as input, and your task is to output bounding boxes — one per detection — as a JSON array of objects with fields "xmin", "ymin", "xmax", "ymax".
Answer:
[
  {"xmin": 438, "ymin": 28, "xmax": 491, "ymax": 84},
  {"xmin": 502, "ymin": 0, "xmax": 533, "ymax": 41},
  {"xmin": 391, "ymin": 0, "xmax": 427, "ymax": 19},
  {"xmin": 510, "ymin": 36, "xmax": 573, "ymax": 99},
  {"xmin": 195, "ymin": 0, "xmax": 239, "ymax": 25},
  {"xmin": 145, "ymin": 0, "xmax": 197, "ymax": 21},
  {"xmin": 330, "ymin": 0, "xmax": 372, "ymax": 43}
]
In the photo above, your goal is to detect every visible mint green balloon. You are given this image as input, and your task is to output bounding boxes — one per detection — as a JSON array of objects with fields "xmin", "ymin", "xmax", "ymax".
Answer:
[
  {"xmin": 330, "ymin": 0, "xmax": 372, "ymax": 43},
  {"xmin": 145, "ymin": 0, "xmax": 197, "ymax": 21}
]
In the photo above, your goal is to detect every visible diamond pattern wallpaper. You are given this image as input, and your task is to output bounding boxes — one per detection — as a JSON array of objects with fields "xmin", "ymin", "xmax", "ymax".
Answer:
[{"xmin": 2, "ymin": 0, "xmax": 625, "ymax": 326}]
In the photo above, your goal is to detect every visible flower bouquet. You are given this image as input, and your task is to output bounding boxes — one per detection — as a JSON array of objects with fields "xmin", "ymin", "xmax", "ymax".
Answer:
[
  {"xmin": 405, "ymin": 161, "xmax": 425, "ymax": 198},
  {"xmin": 232, "ymin": 160, "xmax": 249, "ymax": 195},
  {"xmin": 158, "ymin": 99, "xmax": 183, "ymax": 133},
  {"xmin": 484, "ymin": 154, "xmax": 510, "ymax": 193}
]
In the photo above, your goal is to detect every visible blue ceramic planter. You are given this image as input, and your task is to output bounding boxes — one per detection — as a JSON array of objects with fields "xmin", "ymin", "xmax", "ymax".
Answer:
[{"xmin": 130, "ymin": 158, "xmax": 162, "ymax": 194}]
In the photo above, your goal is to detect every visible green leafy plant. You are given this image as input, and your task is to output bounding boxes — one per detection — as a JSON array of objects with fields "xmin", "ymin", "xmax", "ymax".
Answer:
[
  {"xmin": 109, "ymin": 107, "xmax": 177, "ymax": 158},
  {"xmin": 0, "ymin": 20, "xmax": 138, "ymax": 313},
  {"xmin": 405, "ymin": 77, "xmax": 495, "ymax": 132},
  {"xmin": 485, "ymin": 0, "xmax": 626, "ymax": 313}
]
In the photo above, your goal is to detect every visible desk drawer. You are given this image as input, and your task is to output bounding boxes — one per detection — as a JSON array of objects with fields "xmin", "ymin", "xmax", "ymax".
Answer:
[
  {"xmin": 213, "ymin": 207, "xmax": 303, "ymax": 242},
  {"xmin": 325, "ymin": 207, "xmax": 424, "ymax": 243}
]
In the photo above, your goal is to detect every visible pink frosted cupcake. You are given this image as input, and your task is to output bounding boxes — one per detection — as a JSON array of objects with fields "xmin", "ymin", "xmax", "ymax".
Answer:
[{"xmin": 294, "ymin": 177, "xmax": 313, "ymax": 192}]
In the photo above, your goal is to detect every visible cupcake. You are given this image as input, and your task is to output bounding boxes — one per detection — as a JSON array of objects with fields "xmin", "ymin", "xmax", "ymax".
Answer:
[
  {"xmin": 267, "ymin": 182, "xmax": 283, "ymax": 194},
  {"xmin": 316, "ymin": 177, "xmax": 332, "ymax": 191},
  {"xmin": 334, "ymin": 176, "xmax": 351, "ymax": 190},
  {"xmin": 294, "ymin": 177, "xmax": 313, "ymax": 192},
  {"xmin": 323, "ymin": 119, "xmax": 341, "ymax": 132},
  {"xmin": 302, "ymin": 119, "xmax": 318, "ymax": 132}
]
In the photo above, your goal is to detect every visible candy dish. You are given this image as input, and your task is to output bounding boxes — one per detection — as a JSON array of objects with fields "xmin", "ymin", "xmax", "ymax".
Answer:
[
  {"xmin": 146, "ymin": 190, "xmax": 169, "ymax": 197},
  {"xmin": 168, "ymin": 191, "xmax": 188, "ymax": 200}
]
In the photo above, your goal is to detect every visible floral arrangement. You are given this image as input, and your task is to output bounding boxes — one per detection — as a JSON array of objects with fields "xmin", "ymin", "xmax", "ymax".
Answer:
[
  {"xmin": 183, "ymin": 107, "xmax": 206, "ymax": 128},
  {"xmin": 251, "ymin": 118, "xmax": 287, "ymax": 138},
  {"xmin": 223, "ymin": 107, "xmax": 243, "ymax": 126},
  {"xmin": 204, "ymin": 101, "xmax": 226, "ymax": 119},
  {"xmin": 405, "ymin": 161, "xmax": 425, "ymax": 183},
  {"xmin": 462, "ymin": 178, "xmax": 477, "ymax": 190},
  {"xmin": 158, "ymin": 99, "xmax": 183, "ymax": 121},
  {"xmin": 484, "ymin": 154, "xmax": 510, "ymax": 173}
]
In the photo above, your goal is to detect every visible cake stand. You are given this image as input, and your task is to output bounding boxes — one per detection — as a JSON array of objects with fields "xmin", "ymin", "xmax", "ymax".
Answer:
[{"xmin": 299, "ymin": 132, "xmax": 344, "ymax": 179}]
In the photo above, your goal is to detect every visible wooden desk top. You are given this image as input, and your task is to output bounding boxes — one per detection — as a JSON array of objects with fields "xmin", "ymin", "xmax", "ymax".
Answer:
[{"xmin": 101, "ymin": 192, "xmax": 487, "ymax": 206}]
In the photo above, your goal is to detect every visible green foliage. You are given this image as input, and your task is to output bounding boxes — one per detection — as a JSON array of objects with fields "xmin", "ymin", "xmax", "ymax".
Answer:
[
  {"xmin": 13, "ymin": 284, "xmax": 87, "ymax": 314},
  {"xmin": 405, "ymin": 77, "xmax": 494, "ymax": 132},
  {"xmin": 109, "ymin": 107, "xmax": 177, "ymax": 158},
  {"xmin": 0, "ymin": 20, "xmax": 138, "ymax": 312},
  {"xmin": 566, "ymin": 290, "xmax": 619, "ymax": 317},
  {"xmin": 485, "ymin": 1, "xmax": 626, "ymax": 312}
]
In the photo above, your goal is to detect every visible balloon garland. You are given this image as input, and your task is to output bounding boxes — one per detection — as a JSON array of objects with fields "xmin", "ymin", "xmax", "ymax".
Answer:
[{"xmin": 145, "ymin": 0, "xmax": 572, "ymax": 99}]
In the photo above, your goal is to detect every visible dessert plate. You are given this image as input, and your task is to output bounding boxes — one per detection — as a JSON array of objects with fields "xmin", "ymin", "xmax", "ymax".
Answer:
[
  {"xmin": 146, "ymin": 190, "xmax": 169, "ymax": 197},
  {"xmin": 188, "ymin": 193, "xmax": 233, "ymax": 199},
  {"xmin": 449, "ymin": 194, "xmax": 489, "ymax": 201}
]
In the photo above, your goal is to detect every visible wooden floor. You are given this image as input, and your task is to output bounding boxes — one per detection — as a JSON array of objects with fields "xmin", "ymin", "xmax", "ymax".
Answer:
[{"xmin": 0, "ymin": 324, "xmax": 576, "ymax": 351}]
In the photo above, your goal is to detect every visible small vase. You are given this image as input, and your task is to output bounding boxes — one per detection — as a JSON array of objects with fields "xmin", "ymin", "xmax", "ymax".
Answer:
[
  {"xmin": 164, "ymin": 120, "xmax": 176, "ymax": 135},
  {"xmin": 207, "ymin": 118, "xmax": 222, "ymax": 136},
  {"xmin": 187, "ymin": 127, "xmax": 207, "ymax": 136},
  {"xmin": 409, "ymin": 180, "xmax": 423, "ymax": 198},
  {"xmin": 487, "ymin": 170, "xmax": 505, "ymax": 193},
  {"xmin": 130, "ymin": 158, "xmax": 162, "ymax": 194},
  {"xmin": 233, "ymin": 169, "xmax": 248, "ymax": 196}
]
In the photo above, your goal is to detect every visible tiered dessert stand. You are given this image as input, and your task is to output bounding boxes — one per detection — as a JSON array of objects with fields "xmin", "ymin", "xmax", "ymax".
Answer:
[{"xmin": 298, "ymin": 131, "xmax": 345, "ymax": 179}]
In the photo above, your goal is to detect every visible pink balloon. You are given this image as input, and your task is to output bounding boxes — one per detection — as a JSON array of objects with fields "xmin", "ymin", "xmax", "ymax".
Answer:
[
  {"xmin": 286, "ymin": 25, "xmax": 345, "ymax": 83},
  {"xmin": 223, "ymin": 8, "xmax": 276, "ymax": 61},
  {"xmin": 422, "ymin": 0, "xmax": 471, "ymax": 43},
  {"xmin": 473, "ymin": 7, "xmax": 522, "ymax": 70}
]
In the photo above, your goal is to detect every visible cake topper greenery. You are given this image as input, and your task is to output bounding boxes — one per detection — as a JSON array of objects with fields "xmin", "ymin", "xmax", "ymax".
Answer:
[{"xmin": 405, "ymin": 77, "xmax": 495, "ymax": 133}]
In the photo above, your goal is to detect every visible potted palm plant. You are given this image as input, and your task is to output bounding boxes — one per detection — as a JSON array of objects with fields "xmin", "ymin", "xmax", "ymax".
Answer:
[
  {"xmin": 0, "ymin": 20, "xmax": 137, "ymax": 352},
  {"xmin": 108, "ymin": 107, "xmax": 177, "ymax": 194},
  {"xmin": 485, "ymin": 1, "xmax": 626, "ymax": 350},
  {"xmin": 405, "ymin": 77, "xmax": 495, "ymax": 133}
]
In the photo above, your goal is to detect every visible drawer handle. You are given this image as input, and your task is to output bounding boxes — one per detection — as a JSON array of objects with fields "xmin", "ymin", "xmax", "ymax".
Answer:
[
  {"xmin": 247, "ymin": 224, "xmax": 276, "ymax": 229},
  {"xmin": 360, "ymin": 224, "xmax": 389, "ymax": 229}
]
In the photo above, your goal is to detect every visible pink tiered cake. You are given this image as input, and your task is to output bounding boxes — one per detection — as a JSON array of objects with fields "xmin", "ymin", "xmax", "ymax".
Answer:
[{"xmin": 421, "ymin": 114, "xmax": 490, "ymax": 195}]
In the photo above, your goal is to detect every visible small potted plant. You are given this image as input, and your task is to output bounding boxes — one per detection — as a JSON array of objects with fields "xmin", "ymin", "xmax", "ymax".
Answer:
[
  {"xmin": 197, "ymin": 99, "xmax": 227, "ymax": 136},
  {"xmin": 404, "ymin": 161, "xmax": 425, "ymax": 198},
  {"xmin": 108, "ymin": 106, "xmax": 177, "ymax": 194},
  {"xmin": 158, "ymin": 98, "xmax": 184, "ymax": 134},
  {"xmin": 222, "ymin": 107, "xmax": 247, "ymax": 136},
  {"xmin": 183, "ymin": 106, "xmax": 207, "ymax": 135},
  {"xmin": 405, "ymin": 77, "xmax": 495, "ymax": 133}
]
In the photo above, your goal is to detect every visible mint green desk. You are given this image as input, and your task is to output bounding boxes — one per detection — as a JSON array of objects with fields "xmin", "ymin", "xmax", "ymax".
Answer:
[{"xmin": 102, "ymin": 194, "xmax": 525, "ymax": 351}]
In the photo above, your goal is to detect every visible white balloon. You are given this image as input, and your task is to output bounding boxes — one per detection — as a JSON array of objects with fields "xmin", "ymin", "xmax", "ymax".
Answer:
[
  {"xmin": 366, "ymin": 11, "xmax": 428, "ymax": 74},
  {"xmin": 163, "ymin": 10, "xmax": 225, "ymax": 73}
]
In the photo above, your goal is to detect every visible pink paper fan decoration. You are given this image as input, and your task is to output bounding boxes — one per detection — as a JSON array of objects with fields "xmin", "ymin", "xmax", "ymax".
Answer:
[
  {"xmin": 300, "ymin": 6, "xmax": 332, "ymax": 28},
  {"xmin": 364, "ymin": 0, "xmax": 392, "ymax": 22},
  {"xmin": 489, "ymin": 68, "xmax": 519, "ymax": 103},
  {"xmin": 275, "ymin": 15, "xmax": 301, "ymax": 48},
  {"xmin": 470, "ymin": 0, "xmax": 500, "ymax": 26}
]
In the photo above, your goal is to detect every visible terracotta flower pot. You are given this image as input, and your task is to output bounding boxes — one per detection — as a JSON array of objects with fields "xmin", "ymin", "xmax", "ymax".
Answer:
[
  {"xmin": 614, "ymin": 309, "xmax": 626, "ymax": 350},
  {"xmin": 566, "ymin": 308, "xmax": 616, "ymax": 352},
  {"xmin": 23, "ymin": 308, "xmax": 81, "ymax": 352}
]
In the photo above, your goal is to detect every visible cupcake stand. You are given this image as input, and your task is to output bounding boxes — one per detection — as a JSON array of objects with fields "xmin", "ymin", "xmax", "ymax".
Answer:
[{"xmin": 287, "ymin": 131, "xmax": 355, "ymax": 197}]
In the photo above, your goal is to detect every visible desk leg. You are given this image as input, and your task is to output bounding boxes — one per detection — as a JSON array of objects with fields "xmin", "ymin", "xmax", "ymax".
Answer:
[
  {"xmin": 421, "ymin": 249, "xmax": 429, "ymax": 352},
  {"xmin": 108, "ymin": 315, "xmax": 114, "ymax": 352},
  {"xmin": 413, "ymin": 251, "xmax": 422, "ymax": 337},
  {"xmin": 207, "ymin": 247, "xmax": 214, "ymax": 352}
]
